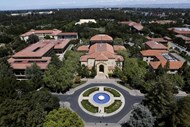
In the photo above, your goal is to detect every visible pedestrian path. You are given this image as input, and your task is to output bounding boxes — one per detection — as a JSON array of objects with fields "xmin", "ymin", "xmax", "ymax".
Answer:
[{"xmin": 85, "ymin": 123, "xmax": 121, "ymax": 127}]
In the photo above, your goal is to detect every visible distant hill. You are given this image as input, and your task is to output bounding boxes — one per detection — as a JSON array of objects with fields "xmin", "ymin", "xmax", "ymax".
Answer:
[
  {"xmin": 120, "ymin": 3, "xmax": 190, "ymax": 8},
  {"xmin": 52, "ymin": 3, "xmax": 190, "ymax": 9}
]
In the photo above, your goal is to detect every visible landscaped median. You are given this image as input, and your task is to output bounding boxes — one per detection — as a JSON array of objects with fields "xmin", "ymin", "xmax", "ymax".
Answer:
[
  {"xmin": 83, "ymin": 87, "xmax": 99, "ymax": 96},
  {"xmin": 105, "ymin": 100, "xmax": 122, "ymax": 113},
  {"xmin": 104, "ymin": 87, "xmax": 121, "ymax": 97},
  {"xmin": 81, "ymin": 100, "xmax": 98, "ymax": 113}
]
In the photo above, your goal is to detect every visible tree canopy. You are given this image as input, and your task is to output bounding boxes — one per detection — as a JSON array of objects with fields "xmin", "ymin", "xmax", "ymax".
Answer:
[{"xmin": 43, "ymin": 108, "xmax": 84, "ymax": 127}]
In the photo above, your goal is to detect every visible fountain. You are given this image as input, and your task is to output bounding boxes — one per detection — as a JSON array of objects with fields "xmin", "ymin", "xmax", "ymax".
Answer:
[
  {"xmin": 98, "ymin": 95, "xmax": 105, "ymax": 100},
  {"xmin": 93, "ymin": 92, "xmax": 110, "ymax": 104}
]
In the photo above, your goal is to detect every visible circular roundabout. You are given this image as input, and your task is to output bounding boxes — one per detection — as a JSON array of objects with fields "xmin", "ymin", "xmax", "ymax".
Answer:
[{"xmin": 78, "ymin": 86, "xmax": 125, "ymax": 117}]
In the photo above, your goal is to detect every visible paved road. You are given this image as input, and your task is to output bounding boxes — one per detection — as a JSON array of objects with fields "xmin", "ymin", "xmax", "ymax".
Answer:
[{"xmin": 54, "ymin": 83, "xmax": 144, "ymax": 123}]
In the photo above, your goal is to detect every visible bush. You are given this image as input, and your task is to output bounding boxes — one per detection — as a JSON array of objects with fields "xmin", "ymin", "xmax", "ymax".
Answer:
[{"xmin": 74, "ymin": 76, "xmax": 81, "ymax": 84}]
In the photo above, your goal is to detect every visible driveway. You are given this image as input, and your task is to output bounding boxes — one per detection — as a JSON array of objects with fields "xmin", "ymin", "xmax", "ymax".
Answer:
[{"xmin": 54, "ymin": 82, "xmax": 144, "ymax": 123}]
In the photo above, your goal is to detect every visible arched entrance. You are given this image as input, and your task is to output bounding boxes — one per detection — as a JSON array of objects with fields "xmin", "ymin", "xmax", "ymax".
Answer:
[{"xmin": 99, "ymin": 65, "xmax": 104, "ymax": 72}]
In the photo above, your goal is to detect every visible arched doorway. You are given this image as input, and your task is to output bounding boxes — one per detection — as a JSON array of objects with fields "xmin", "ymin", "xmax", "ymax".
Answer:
[{"xmin": 99, "ymin": 65, "xmax": 104, "ymax": 72}]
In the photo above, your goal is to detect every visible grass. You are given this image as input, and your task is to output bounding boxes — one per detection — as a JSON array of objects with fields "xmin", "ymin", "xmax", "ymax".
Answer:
[
  {"xmin": 81, "ymin": 100, "xmax": 98, "ymax": 113},
  {"xmin": 105, "ymin": 100, "xmax": 122, "ymax": 113},
  {"xmin": 83, "ymin": 87, "xmax": 99, "ymax": 96},
  {"xmin": 104, "ymin": 87, "xmax": 121, "ymax": 97}
]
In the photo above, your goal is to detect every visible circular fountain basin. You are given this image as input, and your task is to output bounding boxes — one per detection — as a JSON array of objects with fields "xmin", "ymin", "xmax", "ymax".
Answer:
[{"xmin": 93, "ymin": 92, "xmax": 110, "ymax": 104}]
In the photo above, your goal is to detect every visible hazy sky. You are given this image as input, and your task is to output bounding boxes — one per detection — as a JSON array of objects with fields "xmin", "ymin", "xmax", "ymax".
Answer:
[{"xmin": 1, "ymin": 0, "xmax": 190, "ymax": 10}]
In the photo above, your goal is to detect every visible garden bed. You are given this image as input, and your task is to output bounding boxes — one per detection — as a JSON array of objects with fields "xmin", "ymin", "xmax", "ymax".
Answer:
[
  {"xmin": 83, "ymin": 87, "xmax": 99, "ymax": 96},
  {"xmin": 81, "ymin": 100, "xmax": 98, "ymax": 113},
  {"xmin": 105, "ymin": 100, "xmax": 122, "ymax": 113},
  {"xmin": 104, "ymin": 87, "xmax": 121, "ymax": 97}
]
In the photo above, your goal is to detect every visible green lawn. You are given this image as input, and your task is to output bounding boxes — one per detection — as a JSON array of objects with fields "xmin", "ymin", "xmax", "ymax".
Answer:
[
  {"xmin": 105, "ymin": 100, "xmax": 122, "ymax": 113},
  {"xmin": 81, "ymin": 100, "xmax": 98, "ymax": 113},
  {"xmin": 83, "ymin": 87, "xmax": 99, "ymax": 96},
  {"xmin": 104, "ymin": 87, "xmax": 121, "ymax": 97}
]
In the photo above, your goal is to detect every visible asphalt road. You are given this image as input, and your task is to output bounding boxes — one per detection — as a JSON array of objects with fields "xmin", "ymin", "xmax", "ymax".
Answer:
[{"xmin": 55, "ymin": 83, "xmax": 144, "ymax": 123}]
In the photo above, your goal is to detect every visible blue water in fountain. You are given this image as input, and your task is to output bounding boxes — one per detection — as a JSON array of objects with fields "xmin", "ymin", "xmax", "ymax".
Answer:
[{"xmin": 93, "ymin": 92, "xmax": 110, "ymax": 104}]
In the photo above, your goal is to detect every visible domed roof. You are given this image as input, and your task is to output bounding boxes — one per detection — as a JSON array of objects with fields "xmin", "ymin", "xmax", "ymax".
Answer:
[{"xmin": 90, "ymin": 34, "xmax": 113, "ymax": 42}]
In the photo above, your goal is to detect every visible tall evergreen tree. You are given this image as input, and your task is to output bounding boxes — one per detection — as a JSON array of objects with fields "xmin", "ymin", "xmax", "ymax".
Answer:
[{"xmin": 143, "ymin": 74, "xmax": 176, "ymax": 127}]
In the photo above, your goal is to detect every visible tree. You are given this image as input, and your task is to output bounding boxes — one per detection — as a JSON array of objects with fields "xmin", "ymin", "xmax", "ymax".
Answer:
[
  {"xmin": 0, "ymin": 99, "xmax": 46, "ymax": 127},
  {"xmin": 113, "ymin": 66, "xmax": 123, "ymax": 78},
  {"xmin": 122, "ymin": 57, "xmax": 147, "ymax": 88},
  {"xmin": 0, "ymin": 46, "xmax": 12, "ymax": 57},
  {"xmin": 114, "ymin": 37, "xmax": 123, "ymax": 45},
  {"xmin": 0, "ymin": 77, "xmax": 18, "ymax": 103},
  {"xmin": 27, "ymin": 34, "xmax": 39, "ymax": 44},
  {"xmin": 44, "ymin": 51, "xmax": 82, "ymax": 92},
  {"xmin": 12, "ymin": 37, "xmax": 27, "ymax": 52},
  {"xmin": 25, "ymin": 63, "xmax": 43, "ymax": 89},
  {"xmin": 174, "ymin": 96, "xmax": 190, "ymax": 127},
  {"xmin": 44, "ymin": 35, "xmax": 51, "ymax": 39},
  {"xmin": 180, "ymin": 64, "xmax": 190, "ymax": 93},
  {"xmin": 43, "ymin": 108, "xmax": 84, "ymax": 127},
  {"xmin": 122, "ymin": 104, "xmax": 155, "ymax": 127},
  {"xmin": 50, "ymin": 53, "xmax": 62, "ymax": 69},
  {"xmin": 43, "ymin": 65, "xmax": 63, "ymax": 92},
  {"xmin": 0, "ymin": 58, "xmax": 14, "ymax": 79},
  {"xmin": 90, "ymin": 65, "xmax": 96, "ymax": 78},
  {"xmin": 170, "ymin": 74, "xmax": 185, "ymax": 89},
  {"xmin": 77, "ymin": 64, "xmax": 89, "ymax": 78},
  {"xmin": 24, "ymin": 90, "xmax": 59, "ymax": 112},
  {"xmin": 143, "ymin": 74, "xmax": 176, "ymax": 127}
]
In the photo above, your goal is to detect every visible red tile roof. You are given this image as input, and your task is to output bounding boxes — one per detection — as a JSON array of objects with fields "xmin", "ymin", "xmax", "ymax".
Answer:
[
  {"xmin": 77, "ymin": 45, "xmax": 89, "ymax": 52},
  {"xmin": 113, "ymin": 45, "xmax": 126, "ymax": 51},
  {"xmin": 140, "ymin": 50, "xmax": 168, "ymax": 56},
  {"xmin": 119, "ymin": 21, "xmax": 144, "ymax": 31},
  {"xmin": 90, "ymin": 34, "xmax": 113, "ymax": 42},
  {"xmin": 145, "ymin": 41, "xmax": 168, "ymax": 50},
  {"xmin": 13, "ymin": 39, "xmax": 70, "ymax": 58},
  {"xmin": 141, "ymin": 50, "xmax": 184, "ymax": 70},
  {"xmin": 176, "ymin": 35, "xmax": 190, "ymax": 41},
  {"xmin": 150, "ymin": 61, "xmax": 184, "ymax": 70},
  {"xmin": 146, "ymin": 36, "xmax": 169, "ymax": 43},
  {"xmin": 9, "ymin": 39, "xmax": 70, "ymax": 70},
  {"xmin": 54, "ymin": 39, "xmax": 70, "ymax": 49},
  {"xmin": 8, "ymin": 57, "xmax": 51, "ymax": 70},
  {"xmin": 169, "ymin": 28, "xmax": 190, "ymax": 35},
  {"xmin": 173, "ymin": 30, "xmax": 190, "ymax": 35},
  {"xmin": 21, "ymin": 29, "xmax": 62, "ymax": 37},
  {"xmin": 80, "ymin": 43, "xmax": 124, "ymax": 62},
  {"xmin": 164, "ymin": 36, "xmax": 172, "ymax": 41}
]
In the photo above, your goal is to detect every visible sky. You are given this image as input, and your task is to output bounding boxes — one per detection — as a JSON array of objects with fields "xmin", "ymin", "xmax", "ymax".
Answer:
[{"xmin": 0, "ymin": 0, "xmax": 190, "ymax": 10}]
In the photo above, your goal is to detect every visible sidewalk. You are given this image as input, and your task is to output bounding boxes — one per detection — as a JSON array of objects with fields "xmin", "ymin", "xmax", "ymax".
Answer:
[{"xmin": 85, "ymin": 123, "xmax": 121, "ymax": 127}]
